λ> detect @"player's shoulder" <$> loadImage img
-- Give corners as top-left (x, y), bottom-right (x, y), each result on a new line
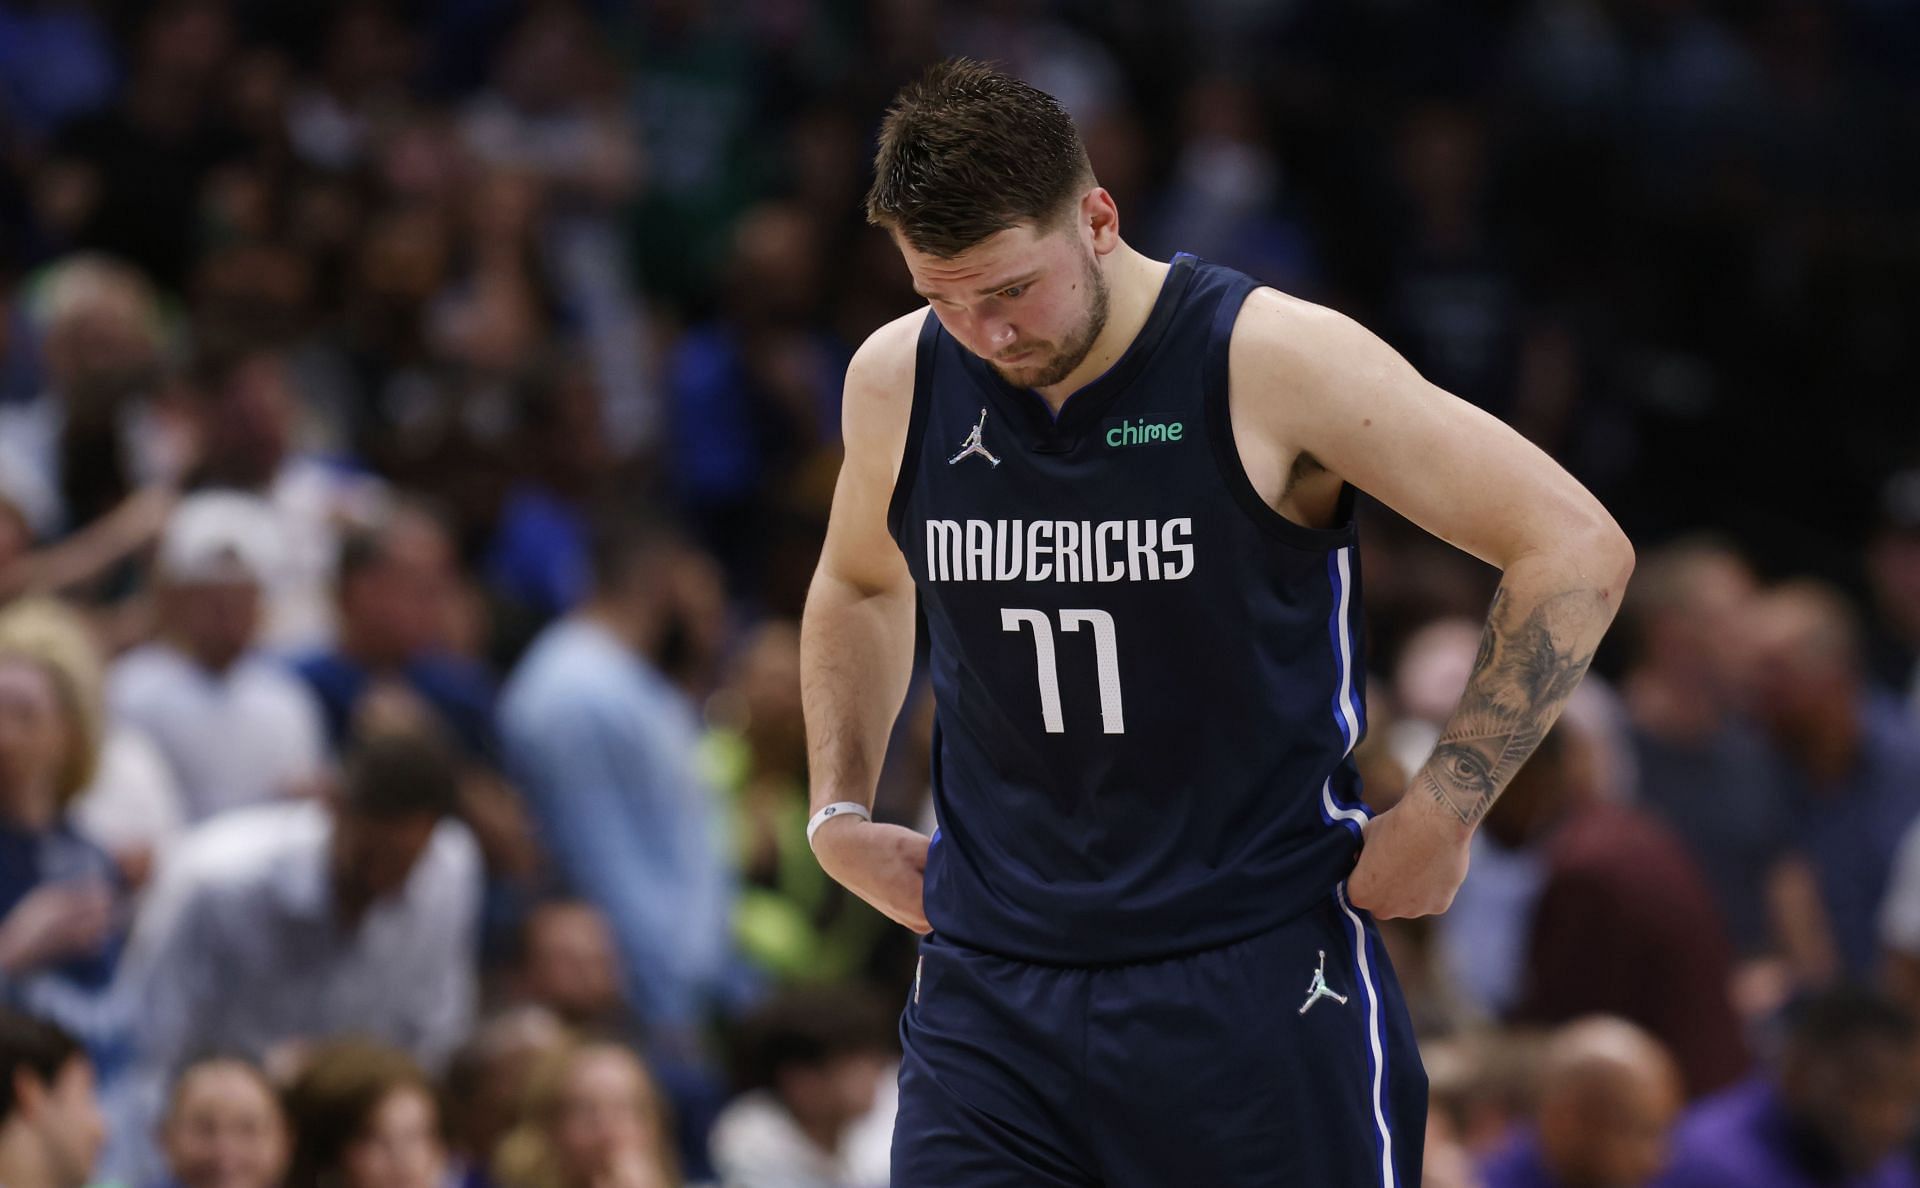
top-left (847, 306), bottom-right (931, 396)
top-left (1226, 285), bottom-right (1405, 416)
top-left (1229, 285), bottom-right (1374, 368)
top-left (841, 307), bottom-right (932, 454)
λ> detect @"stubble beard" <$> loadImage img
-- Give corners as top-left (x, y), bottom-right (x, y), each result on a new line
top-left (990, 250), bottom-right (1111, 390)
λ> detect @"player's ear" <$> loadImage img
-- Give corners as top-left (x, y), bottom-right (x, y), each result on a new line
top-left (1083, 187), bottom-right (1120, 254)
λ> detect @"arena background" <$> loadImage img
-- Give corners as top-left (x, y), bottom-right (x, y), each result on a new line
top-left (3, 2), bottom-right (1920, 1187)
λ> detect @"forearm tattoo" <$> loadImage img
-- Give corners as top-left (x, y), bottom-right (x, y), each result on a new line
top-left (1420, 587), bottom-right (1603, 827)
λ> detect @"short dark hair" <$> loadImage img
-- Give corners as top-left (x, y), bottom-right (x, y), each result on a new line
top-left (502, 897), bottom-right (603, 969)
top-left (188, 336), bottom-right (281, 401)
top-left (866, 58), bottom-right (1094, 258)
top-left (586, 507), bottom-right (680, 597)
top-left (728, 986), bottom-right (897, 1094)
top-left (341, 728), bottom-right (462, 820)
top-left (1784, 986), bottom-right (1915, 1056)
top-left (336, 501), bottom-right (451, 592)
top-left (0, 1009), bottom-right (83, 1126)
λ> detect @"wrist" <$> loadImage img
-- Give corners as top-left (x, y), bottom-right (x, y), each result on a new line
top-left (1405, 770), bottom-right (1478, 844)
top-left (807, 801), bottom-right (873, 868)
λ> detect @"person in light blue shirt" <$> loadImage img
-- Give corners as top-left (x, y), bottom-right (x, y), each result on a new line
top-left (1748, 582), bottom-right (1920, 978)
top-left (500, 515), bottom-right (734, 1036)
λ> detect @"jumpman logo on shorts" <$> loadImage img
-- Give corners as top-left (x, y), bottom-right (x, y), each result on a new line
top-left (948, 408), bottom-right (1002, 468)
top-left (1297, 950), bottom-right (1349, 1015)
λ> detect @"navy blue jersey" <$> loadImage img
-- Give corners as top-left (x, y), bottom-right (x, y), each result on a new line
top-left (887, 253), bottom-right (1374, 966)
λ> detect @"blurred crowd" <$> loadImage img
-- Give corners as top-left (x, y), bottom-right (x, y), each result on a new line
top-left (1, 0), bottom-right (1919, 1186)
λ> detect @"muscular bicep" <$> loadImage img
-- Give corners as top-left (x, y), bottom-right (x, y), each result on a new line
top-left (1231, 289), bottom-right (1624, 571)
top-left (815, 312), bottom-right (924, 598)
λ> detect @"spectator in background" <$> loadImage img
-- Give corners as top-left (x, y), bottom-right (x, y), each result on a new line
top-left (188, 345), bottom-right (387, 652)
top-left (1747, 581), bottom-right (1920, 980)
top-left (1379, 101), bottom-right (1527, 428)
top-left (284, 1041), bottom-right (447, 1188)
top-left (443, 1008), bottom-right (568, 1188)
top-left (35, 0), bottom-right (242, 291)
top-left (484, 360), bottom-right (616, 636)
top-left (1427, 1030), bottom-right (1549, 1163)
top-left (0, 255), bottom-right (180, 543)
top-left (666, 201), bottom-right (845, 590)
top-left (1480, 1017), bottom-right (1683, 1188)
top-left (109, 491), bottom-right (327, 823)
top-left (494, 1040), bottom-right (681, 1188)
top-left (1654, 989), bottom-right (1920, 1187)
top-left (116, 728), bottom-right (479, 1178)
top-left (513, 901), bottom-right (626, 1033)
top-left (1877, 811), bottom-right (1920, 1018)
top-left (708, 987), bottom-right (896, 1188)
top-left (1867, 469), bottom-right (1920, 711)
top-left (0, 636), bottom-right (122, 998)
top-left (1426, 1110), bottom-right (1487, 1188)
top-left (1496, 721), bottom-right (1748, 1097)
top-left (1386, 616), bottom-right (1484, 780)
top-left (0, 1009), bottom-right (105, 1188)
top-left (455, 0), bottom-right (653, 458)
top-left (294, 503), bottom-right (493, 757)
top-left (0, 495), bottom-right (30, 579)
top-left (1619, 540), bottom-right (1802, 1001)
top-left (290, 500), bottom-right (540, 931)
top-left (500, 515), bottom-right (733, 1038)
top-left (706, 621), bottom-right (884, 988)
top-left (282, 2), bottom-right (413, 175)
top-left (1146, 76), bottom-right (1315, 294)
top-left (0, 598), bottom-right (181, 890)
top-left (160, 1057), bottom-right (290, 1188)
top-left (506, 901), bottom-right (727, 1185)
top-left (0, 0), bottom-right (117, 151)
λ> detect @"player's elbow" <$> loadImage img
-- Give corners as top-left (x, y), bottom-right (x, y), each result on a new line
top-left (1573, 519), bottom-right (1635, 607)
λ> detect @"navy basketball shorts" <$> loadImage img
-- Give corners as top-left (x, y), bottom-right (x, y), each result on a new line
top-left (890, 886), bottom-right (1427, 1187)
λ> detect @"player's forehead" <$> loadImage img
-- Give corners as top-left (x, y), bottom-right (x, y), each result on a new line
top-left (899, 224), bottom-right (1060, 297)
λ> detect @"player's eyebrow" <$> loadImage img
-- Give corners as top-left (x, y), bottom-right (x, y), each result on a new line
top-left (915, 271), bottom-right (1042, 300)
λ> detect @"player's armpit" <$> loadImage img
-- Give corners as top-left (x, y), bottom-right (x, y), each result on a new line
top-left (1226, 286), bottom-right (1631, 579)
top-left (1229, 289), bottom-right (1633, 844)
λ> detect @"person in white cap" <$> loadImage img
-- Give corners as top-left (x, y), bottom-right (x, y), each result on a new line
top-left (106, 491), bottom-right (328, 824)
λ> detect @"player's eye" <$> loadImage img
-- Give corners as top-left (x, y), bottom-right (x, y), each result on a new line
top-left (1000, 285), bottom-right (1026, 299)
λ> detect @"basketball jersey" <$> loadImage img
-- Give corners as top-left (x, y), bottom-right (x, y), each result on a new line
top-left (887, 253), bottom-right (1372, 965)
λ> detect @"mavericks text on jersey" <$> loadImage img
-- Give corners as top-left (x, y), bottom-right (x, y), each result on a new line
top-left (887, 253), bottom-right (1378, 965)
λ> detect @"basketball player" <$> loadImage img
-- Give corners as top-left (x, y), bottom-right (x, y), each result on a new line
top-left (800, 59), bottom-right (1634, 1187)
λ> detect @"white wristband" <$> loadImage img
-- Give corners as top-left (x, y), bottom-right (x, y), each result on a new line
top-left (807, 801), bottom-right (872, 848)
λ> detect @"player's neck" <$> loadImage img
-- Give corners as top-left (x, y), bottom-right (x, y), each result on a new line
top-left (1031, 245), bottom-right (1169, 415)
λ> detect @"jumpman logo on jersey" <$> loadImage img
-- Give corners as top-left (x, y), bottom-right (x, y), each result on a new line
top-left (947, 408), bottom-right (1002, 468)
top-left (1297, 950), bottom-right (1349, 1014)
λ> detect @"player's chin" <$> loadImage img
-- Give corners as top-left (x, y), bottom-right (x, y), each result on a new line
top-left (991, 354), bottom-right (1057, 386)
